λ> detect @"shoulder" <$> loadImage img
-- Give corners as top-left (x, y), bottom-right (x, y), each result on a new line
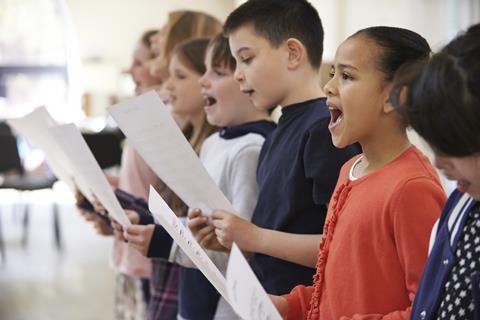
top-left (228, 133), bottom-right (265, 158)
top-left (372, 147), bottom-right (446, 209)
top-left (202, 132), bottom-right (220, 146)
top-left (437, 190), bottom-right (471, 229)
top-left (303, 98), bottom-right (331, 131)
top-left (199, 132), bottom-right (220, 154)
top-left (389, 146), bottom-right (441, 184)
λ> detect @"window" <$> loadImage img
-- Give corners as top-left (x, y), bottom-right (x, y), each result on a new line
top-left (0, 0), bottom-right (82, 122)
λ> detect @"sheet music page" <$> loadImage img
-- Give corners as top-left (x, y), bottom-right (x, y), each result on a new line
top-left (7, 107), bottom-right (91, 198)
top-left (48, 124), bottom-right (130, 226)
top-left (226, 243), bottom-right (282, 320)
top-left (108, 91), bottom-right (235, 216)
top-left (148, 186), bottom-right (230, 302)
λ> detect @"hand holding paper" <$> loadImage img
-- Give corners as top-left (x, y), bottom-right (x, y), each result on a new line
top-left (150, 187), bottom-right (282, 320)
top-left (48, 124), bottom-right (130, 227)
top-left (148, 186), bottom-right (229, 302)
top-left (109, 91), bottom-right (235, 216)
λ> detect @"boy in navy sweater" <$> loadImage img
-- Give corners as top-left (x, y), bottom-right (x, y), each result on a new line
top-left (189, 0), bottom-right (360, 295)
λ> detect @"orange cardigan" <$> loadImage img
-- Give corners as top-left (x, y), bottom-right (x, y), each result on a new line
top-left (284, 146), bottom-right (446, 320)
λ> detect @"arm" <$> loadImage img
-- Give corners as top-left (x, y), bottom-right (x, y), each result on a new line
top-left (270, 294), bottom-right (289, 319)
top-left (190, 143), bottom-right (321, 267)
top-left (173, 144), bottom-right (262, 270)
top-left (211, 210), bottom-right (321, 268)
top-left (282, 285), bottom-right (314, 319)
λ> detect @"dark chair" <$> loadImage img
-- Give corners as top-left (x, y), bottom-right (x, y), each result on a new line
top-left (82, 130), bottom-right (123, 169)
top-left (0, 122), bottom-right (61, 266)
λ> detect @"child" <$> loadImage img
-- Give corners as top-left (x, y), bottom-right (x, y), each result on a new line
top-left (273, 26), bottom-right (447, 319)
top-left (77, 29), bottom-right (159, 320)
top-left (174, 33), bottom-right (275, 319)
top-left (123, 38), bottom-right (221, 320)
top-left (189, 0), bottom-right (360, 296)
top-left (392, 24), bottom-right (480, 320)
top-left (144, 12), bottom-right (222, 320)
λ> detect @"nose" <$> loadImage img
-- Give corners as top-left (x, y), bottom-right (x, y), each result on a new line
top-left (234, 65), bottom-right (244, 83)
top-left (128, 64), bottom-right (135, 77)
top-left (198, 72), bottom-right (209, 88)
top-left (434, 154), bottom-right (453, 172)
top-left (323, 77), bottom-right (336, 97)
top-left (164, 77), bottom-right (173, 92)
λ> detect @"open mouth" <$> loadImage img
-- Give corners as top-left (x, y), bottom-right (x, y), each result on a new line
top-left (328, 106), bottom-right (344, 131)
top-left (204, 96), bottom-right (217, 107)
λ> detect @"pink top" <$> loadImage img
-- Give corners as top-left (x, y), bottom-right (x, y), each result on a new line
top-left (111, 144), bottom-right (158, 278)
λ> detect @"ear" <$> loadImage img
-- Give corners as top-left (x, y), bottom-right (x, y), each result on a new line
top-left (285, 38), bottom-right (305, 70)
top-left (382, 84), bottom-right (395, 114)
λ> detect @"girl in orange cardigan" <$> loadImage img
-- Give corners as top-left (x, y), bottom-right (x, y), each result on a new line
top-left (273, 26), bottom-right (447, 319)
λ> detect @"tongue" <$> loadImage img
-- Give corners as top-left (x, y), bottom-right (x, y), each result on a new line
top-left (335, 113), bottom-right (343, 125)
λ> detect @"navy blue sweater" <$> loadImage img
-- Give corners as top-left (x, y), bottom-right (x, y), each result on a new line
top-left (147, 120), bottom-right (276, 320)
top-left (411, 190), bottom-right (480, 320)
top-left (250, 97), bottom-right (361, 295)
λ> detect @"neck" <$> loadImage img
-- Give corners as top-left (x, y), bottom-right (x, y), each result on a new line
top-left (280, 69), bottom-right (324, 107)
top-left (358, 124), bottom-right (411, 177)
top-left (228, 112), bottom-right (271, 127)
top-left (189, 111), bottom-right (206, 141)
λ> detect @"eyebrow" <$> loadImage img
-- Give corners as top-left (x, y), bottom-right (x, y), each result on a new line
top-left (337, 63), bottom-right (359, 71)
top-left (235, 47), bottom-right (250, 55)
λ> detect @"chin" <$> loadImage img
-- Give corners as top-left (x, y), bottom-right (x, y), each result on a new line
top-left (206, 115), bottom-right (220, 127)
top-left (331, 137), bottom-right (346, 149)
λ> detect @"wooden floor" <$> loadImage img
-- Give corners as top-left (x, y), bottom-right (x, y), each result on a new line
top-left (0, 188), bottom-right (115, 320)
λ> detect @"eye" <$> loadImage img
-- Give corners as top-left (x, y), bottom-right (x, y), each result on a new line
top-left (342, 72), bottom-right (353, 80)
top-left (213, 68), bottom-right (225, 77)
top-left (175, 72), bottom-right (186, 80)
top-left (240, 55), bottom-right (252, 65)
top-left (329, 67), bottom-right (335, 78)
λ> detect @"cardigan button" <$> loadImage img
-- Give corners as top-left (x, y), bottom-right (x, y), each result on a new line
top-left (443, 259), bottom-right (449, 265)
top-left (420, 310), bottom-right (427, 319)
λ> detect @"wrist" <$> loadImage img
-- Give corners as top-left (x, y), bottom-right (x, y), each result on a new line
top-left (247, 224), bottom-right (263, 253)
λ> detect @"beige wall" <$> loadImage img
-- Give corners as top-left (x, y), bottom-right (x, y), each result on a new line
top-left (68, 0), bottom-right (479, 116)
top-left (311, 0), bottom-right (479, 62)
top-left (65, 0), bottom-right (235, 115)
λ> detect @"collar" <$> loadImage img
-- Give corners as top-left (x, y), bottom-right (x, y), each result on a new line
top-left (219, 120), bottom-right (276, 140)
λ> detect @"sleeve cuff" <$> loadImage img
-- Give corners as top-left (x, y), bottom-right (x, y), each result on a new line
top-left (283, 292), bottom-right (301, 320)
top-left (137, 211), bottom-right (155, 225)
top-left (147, 224), bottom-right (173, 259)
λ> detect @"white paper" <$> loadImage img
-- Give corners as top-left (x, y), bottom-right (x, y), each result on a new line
top-left (108, 91), bottom-right (235, 216)
top-left (226, 244), bottom-right (282, 320)
top-left (48, 124), bottom-right (130, 226)
top-left (148, 186), bottom-right (229, 301)
top-left (7, 107), bottom-right (91, 199)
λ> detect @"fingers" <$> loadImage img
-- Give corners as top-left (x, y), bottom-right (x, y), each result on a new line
top-left (198, 232), bottom-right (215, 247)
top-left (124, 224), bottom-right (154, 256)
top-left (188, 208), bottom-right (203, 219)
top-left (214, 227), bottom-right (224, 239)
top-left (194, 225), bottom-right (215, 242)
top-left (125, 210), bottom-right (140, 225)
top-left (187, 215), bottom-right (209, 231)
top-left (125, 224), bottom-right (145, 236)
top-left (211, 210), bottom-right (230, 220)
top-left (111, 219), bottom-right (124, 236)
